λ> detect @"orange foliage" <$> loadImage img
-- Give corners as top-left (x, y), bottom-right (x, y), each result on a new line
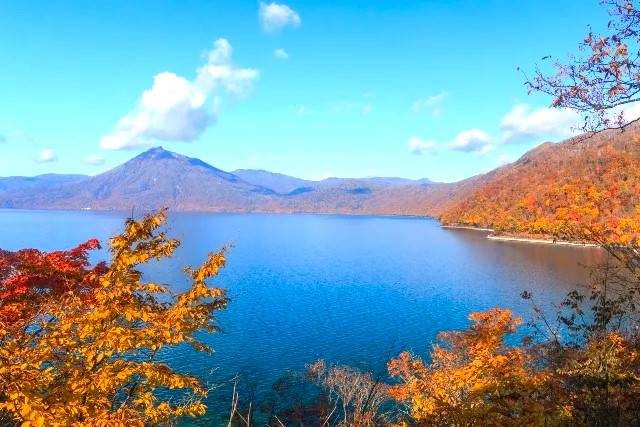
top-left (441, 129), bottom-right (640, 245)
top-left (0, 210), bottom-right (229, 425)
top-left (388, 309), bottom-right (550, 426)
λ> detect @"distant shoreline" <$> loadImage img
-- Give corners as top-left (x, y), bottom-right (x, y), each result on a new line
top-left (0, 207), bottom-right (437, 221)
top-left (441, 224), bottom-right (598, 248)
top-left (0, 208), bottom-right (602, 248)
top-left (487, 235), bottom-right (598, 248)
top-left (441, 225), bottom-right (493, 232)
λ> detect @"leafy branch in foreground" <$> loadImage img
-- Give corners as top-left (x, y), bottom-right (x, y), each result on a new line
top-left (526, 0), bottom-right (640, 133)
top-left (0, 209), bottom-right (229, 425)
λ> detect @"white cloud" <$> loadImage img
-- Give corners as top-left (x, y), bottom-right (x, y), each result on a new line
top-left (608, 101), bottom-right (640, 124)
top-left (412, 92), bottom-right (448, 116)
top-left (500, 104), bottom-right (578, 142)
top-left (86, 154), bottom-right (105, 165)
top-left (449, 129), bottom-right (494, 153)
top-left (408, 129), bottom-right (492, 156)
top-left (101, 39), bottom-right (258, 150)
top-left (273, 48), bottom-right (289, 59)
top-left (408, 136), bottom-right (438, 155)
top-left (195, 39), bottom-right (258, 97)
top-left (623, 102), bottom-right (640, 121)
top-left (37, 148), bottom-right (57, 163)
top-left (259, 2), bottom-right (301, 33)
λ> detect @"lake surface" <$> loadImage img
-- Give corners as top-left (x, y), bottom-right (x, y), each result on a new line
top-left (0, 210), bottom-right (604, 424)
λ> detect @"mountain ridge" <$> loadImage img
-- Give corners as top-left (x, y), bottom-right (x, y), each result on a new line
top-left (440, 124), bottom-right (640, 238)
top-left (0, 148), bottom-right (442, 214)
top-left (3, 126), bottom-right (638, 224)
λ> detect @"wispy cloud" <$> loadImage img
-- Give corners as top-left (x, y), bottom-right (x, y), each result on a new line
top-left (37, 148), bottom-right (57, 163)
top-left (449, 129), bottom-right (493, 153)
top-left (259, 2), bottom-right (301, 33)
top-left (0, 134), bottom-right (6, 144)
top-left (408, 136), bottom-right (438, 155)
top-left (408, 103), bottom-right (584, 159)
top-left (408, 129), bottom-right (493, 156)
top-left (500, 104), bottom-right (578, 142)
top-left (412, 92), bottom-right (448, 117)
top-left (85, 154), bottom-right (105, 165)
top-left (273, 48), bottom-right (289, 59)
top-left (603, 101), bottom-right (640, 125)
top-left (101, 39), bottom-right (258, 150)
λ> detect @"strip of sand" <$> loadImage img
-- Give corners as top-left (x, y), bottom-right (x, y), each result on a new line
top-left (442, 224), bottom-right (598, 248)
top-left (441, 225), bottom-right (493, 232)
top-left (487, 235), bottom-right (598, 248)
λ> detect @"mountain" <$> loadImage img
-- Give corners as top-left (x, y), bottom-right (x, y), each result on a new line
top-left (0, 147), bottom-right (277, 211)
top-left (0, 174), bottom-right (88, 193)
top-left (318, 177), bottom-right (433, 187)
top-left (231, 169), bottom-right (314, 194)
top-left (258, 178), bottom-right (456, 216)
top-left (439, 124), bottom-right (640, 238)
top-left (0, 147), bottom-right (443, 214)
top-left (8, 125), bottom-right (633, 225)
top-left (232, 169), bottom-right (434, 195)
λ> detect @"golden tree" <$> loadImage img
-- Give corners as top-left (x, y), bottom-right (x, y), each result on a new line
top-left (0, 210), bottom-right (229, 425)
top-left (388, 309), bottom-right (552, 426)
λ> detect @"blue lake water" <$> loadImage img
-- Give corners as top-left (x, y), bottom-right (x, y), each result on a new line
top-left (0, 210), bottom-right (603, 424)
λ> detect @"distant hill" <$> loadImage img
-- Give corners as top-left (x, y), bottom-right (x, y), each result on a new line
top-left (0, 174), bottom-right (88, 193)
top-left (233, 169), bottom-right (434, 195)
top-left (231, 169), bottom-right (313, 194)
top-left (0, 147), bottom-right (443, 215)
top-left (6, 127), bottom-right (632, 227)
top-left (440, 124), bottom-right (640, 238)
top-left (0, 148), bottom-right (276, 211)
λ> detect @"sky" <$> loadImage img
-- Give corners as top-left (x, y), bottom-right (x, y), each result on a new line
top-left (0, 0), bottom-right (609, 182)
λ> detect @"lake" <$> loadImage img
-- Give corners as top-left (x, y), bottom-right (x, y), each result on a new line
top-left (0, 210), bottom-right (604, 424)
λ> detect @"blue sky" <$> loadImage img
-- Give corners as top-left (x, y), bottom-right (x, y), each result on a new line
top-left (0, 0), bottom-right (606, 182)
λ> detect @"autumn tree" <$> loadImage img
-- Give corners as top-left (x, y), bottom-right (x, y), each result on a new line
top-left (307, 359), bottom-right (390, 426)
top-left (527, 0), bottom-right (640, 133)
top-left (0, 239), bottom-right (106, 328)
top-left (520, 257), bottom-right (640, 425)
top-left (228, 359), bottom-right (391, 427)
top-left (0, 209), bottom-right (229, 425)
top-left (410, 2), bottom-right (640, 425)
top-left (388, 309), bottom-right (553, 426)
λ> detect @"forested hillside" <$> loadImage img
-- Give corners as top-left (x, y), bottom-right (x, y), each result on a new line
top-left (440, 125), bottom-right (640, 243)
top-left (3, 128), bottom-right (640, 243)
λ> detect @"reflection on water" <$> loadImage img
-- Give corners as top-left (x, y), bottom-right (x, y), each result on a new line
top-left (0, 210), bottom-right (604, 422)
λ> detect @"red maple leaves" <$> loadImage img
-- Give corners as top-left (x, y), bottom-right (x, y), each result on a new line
top-left (0, 239), bottom-right (107, 325)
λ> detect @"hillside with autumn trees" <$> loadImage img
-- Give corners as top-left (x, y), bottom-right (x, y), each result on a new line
top-left (6, 0), bottom-right (640, 425)
top-left (439, 124), bottom-right (640, 244)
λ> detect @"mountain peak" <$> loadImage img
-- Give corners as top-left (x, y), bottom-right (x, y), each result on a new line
top-left (135, 146), bottom-right (178, 161)
top-left (125, 146), bottom-right (229, 176)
